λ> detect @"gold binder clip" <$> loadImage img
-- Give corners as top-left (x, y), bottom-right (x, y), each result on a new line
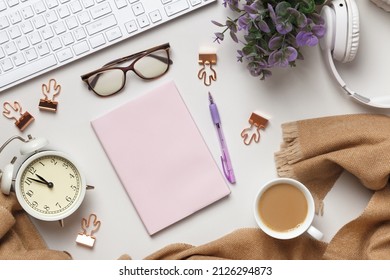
top-left (39, 78), bottom-right (61, 112)
top-left (241, 112), bottom-right (269, 145)
top-left (198, 53), bottom-right (217, 86)
top-left (2, 101), bottom-right (35, 131)
top-left (76, 214), bottom-right (101, 248)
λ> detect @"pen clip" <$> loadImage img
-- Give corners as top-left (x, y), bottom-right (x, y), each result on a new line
top-left (220, 154), bottom-right (235, 184)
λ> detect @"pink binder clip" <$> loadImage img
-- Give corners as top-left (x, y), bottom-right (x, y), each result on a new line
top-left (2, 101), bottom-right (35, 131)
top-left (241, 112), bottom-right (268, 145)
top-left (76, 213), bottom-right (101, 248)
top-left (39, 78), bottom-right (61, 112)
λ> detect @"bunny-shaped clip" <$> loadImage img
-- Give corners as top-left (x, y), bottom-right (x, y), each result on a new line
top-left (76, 214), bottom-right (101, 248)
top-left (241, 112), bottom-right (269, 145)
top-left (198, 53), bottom-right (217, 86)
top-left (39, 79), bottom-right (61, 112)
top-left (2, 101), bottom-right (35, 131)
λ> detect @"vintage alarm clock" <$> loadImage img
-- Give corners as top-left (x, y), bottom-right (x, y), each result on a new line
top-left (0, 135), bottom-right (92, 227)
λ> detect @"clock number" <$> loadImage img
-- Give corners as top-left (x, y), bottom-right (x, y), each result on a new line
top-left (70, 185), bottom-right (77, 191)
top-left (63, 162), bottom-right (69, 169)
top-left (65, 196), bottom-right (72, 202)
top-left (69, 173), bottom-right (75, 179)
top-left (56, 202), bottom-right (62, 208)
top-left (26, 190), bottom-right (34, 197)
top-left (44, 205), bottom-right (50, 212)
top-left (24, 177), bottom-right (32, 186)
top-left (28, 166), bottom-right (37, 175)
top-left (39, 161), bottom-right (45, 166)
top-left (51, 158), bottom-right (58, 165)
top-left (31, 201), bottom-right (38, 208)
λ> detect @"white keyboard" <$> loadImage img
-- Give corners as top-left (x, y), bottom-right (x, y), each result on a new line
top-left (0, 0), bottom-right (216, 92)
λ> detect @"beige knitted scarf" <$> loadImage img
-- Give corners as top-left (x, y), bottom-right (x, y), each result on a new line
top-left (143, 114), bottom-right (390, 260)
top-left (2, 114), bottom-right (390, 259)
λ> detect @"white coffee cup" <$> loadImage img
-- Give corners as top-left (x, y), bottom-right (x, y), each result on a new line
top-left (254, 178), bottom-right (323, 240)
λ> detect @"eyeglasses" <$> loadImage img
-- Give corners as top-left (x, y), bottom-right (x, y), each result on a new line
top-left (81, 43), bottom-right (172, 97)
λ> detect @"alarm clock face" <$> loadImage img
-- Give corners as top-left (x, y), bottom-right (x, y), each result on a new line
top-left (14, 151), bottom-right (86, 221)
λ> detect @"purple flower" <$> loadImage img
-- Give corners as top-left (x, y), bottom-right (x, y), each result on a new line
top-left (268, 47), bottom-right (298, 68)
top-left (296, 31), bottom-right (318, 47)
top-left (276, 21), bottom-right (292, 34)
top-left (238, 15), bottom-right (250, 31)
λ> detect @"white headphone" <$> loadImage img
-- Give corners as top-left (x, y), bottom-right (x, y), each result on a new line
top-left (320, 0), bottom-right (390, 108)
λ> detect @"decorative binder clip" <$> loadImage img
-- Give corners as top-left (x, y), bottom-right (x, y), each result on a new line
top-left (76, 214), bottom-right (101, 248)
top-left (2, 101), bottom-right (35, 131)
top-left (241, 112), bottom-right (269, 145)
top-left (39, 78), bottom-right (61, 112)
top-left (198, 53), bottom-right (217, 86)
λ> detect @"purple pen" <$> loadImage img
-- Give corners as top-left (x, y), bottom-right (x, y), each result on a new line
top-left (208, 92), bottom-right (236, 184)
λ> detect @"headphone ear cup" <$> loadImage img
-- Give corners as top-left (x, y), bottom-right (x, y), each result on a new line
top-left (320, 5), bottom-right (336, 52)
top-left (20, 137), bottom-right (48, 155)
top-left (0, 163), bottom-right (14, 195)
top-left (345, 0), bottom-right (360, 62)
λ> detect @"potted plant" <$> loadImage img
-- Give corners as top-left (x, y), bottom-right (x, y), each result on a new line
top-left (213, 0), bottom-right (327, 79)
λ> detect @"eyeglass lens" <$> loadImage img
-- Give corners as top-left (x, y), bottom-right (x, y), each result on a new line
top-left (87, 49), bottom-right (170, 96)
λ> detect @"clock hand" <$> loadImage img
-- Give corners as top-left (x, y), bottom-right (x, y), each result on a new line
top-left (27, 175), bottom-right (54, 188)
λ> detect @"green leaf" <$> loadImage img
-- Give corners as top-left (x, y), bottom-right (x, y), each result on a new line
top-left (299, 0), bottom-right (315, 14)
top-left (275, 1), bottom-right (291, 16)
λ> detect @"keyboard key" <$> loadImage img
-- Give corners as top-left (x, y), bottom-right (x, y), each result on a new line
top-left (65, 16), bottom-right (78, 29)
top-left (6, 0), bottom-right (18, 7)
top-left (21, 6), bottom-right (34, 19)
top-left (131, 3), bottom-right (144, 16)
top-left (114, 0), bottom-right (126, 9)
top-left (0, 54), bottom-right (57, 88)
top-left (164, 0), bottom-right (189, 17)
top-left (45, 10), bottom-right (59, 23)
top-left (137, 14), bottom-right (149, 28)
top-left (41, 26), bottom-right (54, 40)
top-left (69, 0), bottom-right (82, 13)
top-left (37, 42), bottom-right (50, 55)
top-left (0, 58), bottom-right (13, 71)
top-left (32, 15), bottom-right (46, 29)
top-left (53, 21), bottom-right (66, 34)
top-left (56, 47), bottom-right (73, 62)
top-left (45, 0), bottom-right (59, 9)
top-left (189, 0), bottom-right (201, 6)
top-left (0, 16), bottom-right (10, 30)
top-left (61, 32), bottom-right (74, 45)
top-left (4, 41), bottom-right (17, 55)
top-left (15, 36), bottom-right (29, 50)
top-left (20, 21), bottom-right (34, 34)
top-left (11, 52), bottom-right (25, 66)
top-left (0, 0), bottom-right (6, 11)
top-left (149, 10), bottom-right (162, 23)
top-left (8, 25), bottom-right (21, 39)
top-left (77, 11), bottom-right (91, 24)
top-left (81, 0), bottom-right (94, 8)
top-left (28, 31), bottom-right (42, 45)
top-left (33, 0), bottom-right (47, 14)
top-left (0, 30), bottom-right (9, 44)
top-left (90, 2), bottom-right (112, 19)
top-left (72, 40), bottom-right (89, 55)
top-left (86, 14), bottom-right (116, 35)
top-left (0, 47), bottom-right (4, 59)
top-left (89, 33), bottom-right (105, 48)
top-left (49, 37), bottom-right (62, 50)
top-left (9, 11), bottom-right (22, 24)
top-left (58, 5), bottom-right (70, 18)
top-left (25, 48), bottom-right (38, 61)
top-left (105, 26), bottom-right (122, 41)
top-left (124, 20), bottom-right (137, 34)
top-left (73, 27), bottom-right (86, 40)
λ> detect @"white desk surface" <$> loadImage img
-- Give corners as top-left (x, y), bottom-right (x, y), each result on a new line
top-left (1, 1), bottom-right (389, 260)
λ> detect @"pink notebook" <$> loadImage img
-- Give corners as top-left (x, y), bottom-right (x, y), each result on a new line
top-left (91, 81), bottom-right (230, 235)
